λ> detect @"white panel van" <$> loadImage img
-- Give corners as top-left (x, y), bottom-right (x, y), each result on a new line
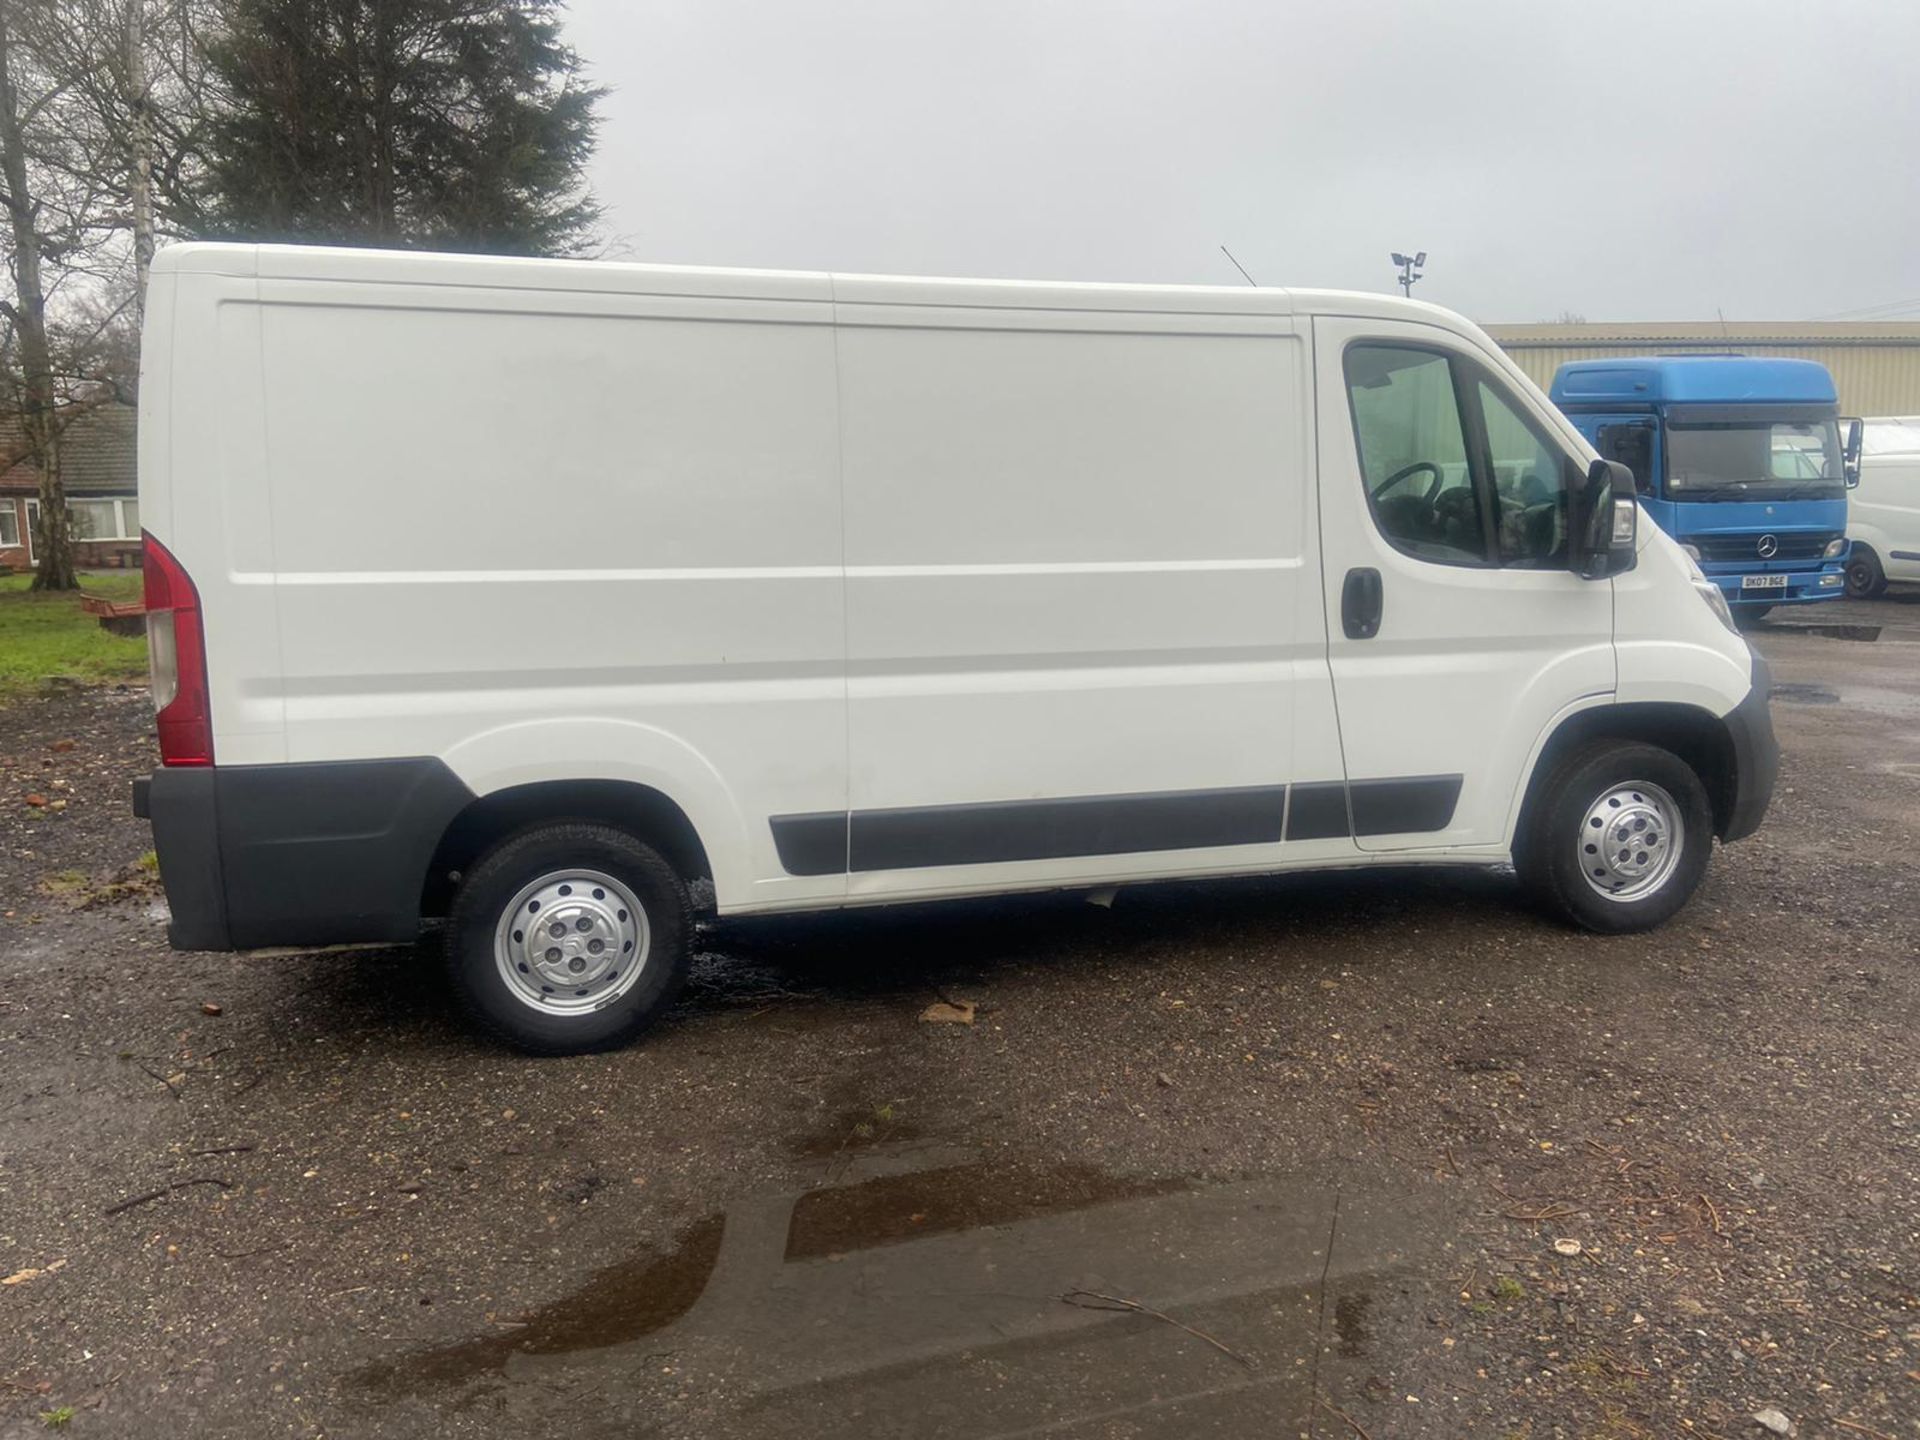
top-left (1844, 417), bottom-right (1920, 596)
top-left (132, 244), bottom-right (1777, 1053)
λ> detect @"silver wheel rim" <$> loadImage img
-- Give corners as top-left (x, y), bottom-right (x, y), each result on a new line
top-left (1576, 781), bottom-right (1685, 902)
top-left (493, 869), bottom-right (650, 1015)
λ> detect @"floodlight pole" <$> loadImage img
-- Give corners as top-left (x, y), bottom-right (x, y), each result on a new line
top-left (1390, 250), bottom-right (1427, 297)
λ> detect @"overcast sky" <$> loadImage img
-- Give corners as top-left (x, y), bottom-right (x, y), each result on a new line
top-left (564, 1), bottom-right (1919, 325)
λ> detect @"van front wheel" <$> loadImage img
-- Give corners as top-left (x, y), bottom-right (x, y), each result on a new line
top-left (1519, 742), bottom-right (1713, 934)
top-left (1845, 544), bottom-right (1886, 600)
top-left (446, 823), bottom-right (691, 1054)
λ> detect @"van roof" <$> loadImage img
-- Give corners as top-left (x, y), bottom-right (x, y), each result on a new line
top-left (1548, 355), bottom-right (1838, 407)
top-left (150, 242), bottom-right (1474, 329)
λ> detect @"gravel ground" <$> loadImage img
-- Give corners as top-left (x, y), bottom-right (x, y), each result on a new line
top-left (1, 597), bottom-right (1916, 1439)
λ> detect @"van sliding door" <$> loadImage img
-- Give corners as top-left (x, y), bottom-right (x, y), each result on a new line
top-left (812, 285), bottom-right (1350, 897)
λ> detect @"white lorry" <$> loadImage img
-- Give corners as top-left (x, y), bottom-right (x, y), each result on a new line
top-left (132, 244), bottom-right (1777, 1053)
top-left (1844, 416), bottom-right (1920, 597)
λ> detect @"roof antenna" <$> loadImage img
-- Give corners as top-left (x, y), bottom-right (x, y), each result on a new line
top-left (1219, 245), bottom-right (1258, 287)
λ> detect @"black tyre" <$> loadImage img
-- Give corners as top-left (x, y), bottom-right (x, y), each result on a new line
top-left (1844, 544), bottom-right (1887, 600)
top-left (1733, 605), bottom-right (1771, 628)
top-left (1518, 741), bottom-right (1714, 934)
top-left (446, 822), bottom-right (691, 1054)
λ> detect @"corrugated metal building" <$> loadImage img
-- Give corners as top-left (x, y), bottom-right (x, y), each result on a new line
top-left (1484, 322), bottom-right (1920, 417)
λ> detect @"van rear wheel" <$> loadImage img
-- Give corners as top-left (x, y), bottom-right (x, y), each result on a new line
top-left (1519, 741), bottom-right (1713, 934)
top-left (446, 822), bottom-right (690, 1054)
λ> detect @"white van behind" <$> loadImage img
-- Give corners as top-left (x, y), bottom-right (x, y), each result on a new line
top-left (1844, 416), bottom-right (1920, 597)
top-left (132, 244), bottom-right (1777, 1053)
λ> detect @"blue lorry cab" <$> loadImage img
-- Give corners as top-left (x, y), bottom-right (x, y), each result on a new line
top-left (1549, 356), bottom-right (1855, 616)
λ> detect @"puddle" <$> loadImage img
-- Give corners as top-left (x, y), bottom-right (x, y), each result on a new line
top-left (1772, 623), bottom-right (1881, 642)
top-left (355, 1158), bottom-right (1184, 1398)
top-left (350, 1157), bottom-right (1453, 1434)
top-left (1833, 685), bottom-right (1920, 720)
top-left (784, 1161), bottom-right (1184, 1261)
top-left (1770, 683), bottom-right (1840, 705)
top-left (351, 1212), bottom-right (725, 1395)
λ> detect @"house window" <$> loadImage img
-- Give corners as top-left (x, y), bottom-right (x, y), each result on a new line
top-left (67, 497), bottom-right (139, 541)
top-left (71, 500), bottom-right (116, 540)
top-left (0, 503), bottom-right (18, 548)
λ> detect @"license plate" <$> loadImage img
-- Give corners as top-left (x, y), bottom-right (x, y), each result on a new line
top-left (1741, 574), bottom-right (1788, 591)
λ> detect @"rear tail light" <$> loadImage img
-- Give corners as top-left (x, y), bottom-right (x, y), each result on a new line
top-left (142, 532), bottom-right (213, 766)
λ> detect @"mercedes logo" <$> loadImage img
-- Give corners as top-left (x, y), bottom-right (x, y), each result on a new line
top-left (1757, 534), bottom-right (1779, 559)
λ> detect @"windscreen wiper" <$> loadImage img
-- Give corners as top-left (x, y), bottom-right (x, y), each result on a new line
top-left (1672, 481), bottom-right (1751, 501)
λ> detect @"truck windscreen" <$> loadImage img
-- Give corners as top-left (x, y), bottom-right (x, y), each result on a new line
top-left (1666, 418), bottom-right (1844, 500)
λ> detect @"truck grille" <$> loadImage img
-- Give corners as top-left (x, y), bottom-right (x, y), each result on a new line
top-left (1686, 532), bottom-right (1838, 563)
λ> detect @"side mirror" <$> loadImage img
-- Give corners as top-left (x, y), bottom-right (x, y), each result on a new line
top-left (1843, 416), bottom-right (1863, 488)
top-left (1569, 458), bottom-right (1638, 580)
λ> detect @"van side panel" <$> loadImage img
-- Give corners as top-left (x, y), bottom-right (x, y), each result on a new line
top-left (163, 266), bottom-right (289, 765)
top-left (249, 279), bottom-right (849, 911)
top-left (830, 297), bottom-right (1341, 902)
top-left (1850, 452), bottom-right (1920, 582)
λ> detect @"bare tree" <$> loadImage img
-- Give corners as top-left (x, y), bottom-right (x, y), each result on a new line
top-left (0, 2), bottom-right (78, 589)
top-left (0, 0), bottom-right (214, 588)
top-left (21, 0), bottom-right (219, 312)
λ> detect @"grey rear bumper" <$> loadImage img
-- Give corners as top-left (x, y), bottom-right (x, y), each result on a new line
top-left (135, 758), bottom-right (474, 951)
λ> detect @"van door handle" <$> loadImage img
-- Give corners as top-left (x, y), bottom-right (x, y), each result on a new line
top-left (1341, 567), bottom-right (1383, 640)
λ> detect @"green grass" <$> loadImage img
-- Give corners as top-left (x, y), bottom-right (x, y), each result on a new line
top-left (0, 571), bottom-right (149, 699)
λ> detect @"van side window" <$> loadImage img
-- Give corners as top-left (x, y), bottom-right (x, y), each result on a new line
top-left (1476, 379), bottom-right (1571, 568)
top-left (1343, 345), bottom-right (1486, 566)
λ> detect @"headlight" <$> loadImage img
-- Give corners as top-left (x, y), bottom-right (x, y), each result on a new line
top-left (1693, 577), bottom-right (1737, 631)
top-left (1824, 537), bottom-right (1847, 558)
top-left (1681, 542), bottom-right (1702, 562)
top-left (1679, 550), bottom-right (1738, 632)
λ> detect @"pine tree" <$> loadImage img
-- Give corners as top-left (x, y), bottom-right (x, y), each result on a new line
top-left (202, 0), bottom-right (602, 256)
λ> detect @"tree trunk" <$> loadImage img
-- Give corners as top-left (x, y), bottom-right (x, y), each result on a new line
top-left (0, 7), bottom-right (77, 591)
top-left (127, 0), bottom-right (156, 315)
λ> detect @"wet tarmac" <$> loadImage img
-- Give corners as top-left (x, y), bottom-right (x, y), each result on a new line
top-left (2, 592), bottom-right (1918, 1438)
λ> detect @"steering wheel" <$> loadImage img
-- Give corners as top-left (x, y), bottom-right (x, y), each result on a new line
top-left (1372, 460), bottom-right (1441, 500)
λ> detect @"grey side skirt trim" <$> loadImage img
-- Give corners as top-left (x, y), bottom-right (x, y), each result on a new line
top-left (851, 785), bottom-right (1290, 873)
top-left (1349, 774), bottom-right (1463, 836)
top-left (770, 812), bottom-right (849, 877)
top-left (770, 774), bottom-right (1463, 876)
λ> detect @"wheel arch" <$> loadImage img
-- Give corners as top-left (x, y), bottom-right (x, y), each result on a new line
top-left (422, 779), bottom-right (714, 918)
top-left (1515, 702), bottom-right (1740, 850)
top-left (1844, 540), bottom-right (1887, 597)
top-left (1844, 524), bottom-right (1888, 557)
top-left (430, 716), bottom-right (754, 913)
